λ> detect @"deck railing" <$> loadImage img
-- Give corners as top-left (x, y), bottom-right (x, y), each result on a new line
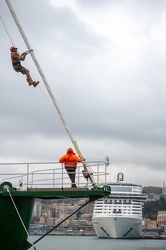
top-left (0, 159), bottom-right (109, 189)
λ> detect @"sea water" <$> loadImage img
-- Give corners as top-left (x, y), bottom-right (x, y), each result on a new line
top-left (28, 236), bottom-right (166, 250)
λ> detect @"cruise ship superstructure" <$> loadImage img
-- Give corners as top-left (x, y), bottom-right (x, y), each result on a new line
top-left (92, 173), bottom-right (147, 238)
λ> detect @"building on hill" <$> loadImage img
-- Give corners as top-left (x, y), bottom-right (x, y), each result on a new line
top-left (157, 211), bottom-right (166, 228)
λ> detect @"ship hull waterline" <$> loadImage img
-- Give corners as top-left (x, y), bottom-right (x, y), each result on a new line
top-left (92, 217), bottom-right (142, 238)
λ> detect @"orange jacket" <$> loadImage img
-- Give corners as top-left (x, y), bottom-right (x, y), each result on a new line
top-left (11, 52), bottom-right (25, 64)
top-left (59, 154), bottom-right (82, 169)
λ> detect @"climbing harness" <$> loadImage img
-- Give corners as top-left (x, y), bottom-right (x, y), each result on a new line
top-left (5, 0), bottom-right (96, 186)
top-left (12, 62), bottom-right (22, 72)
top-left (0, 3), bottom-right (110, 250)
top-left (3, 0), bottom-right (105, 187)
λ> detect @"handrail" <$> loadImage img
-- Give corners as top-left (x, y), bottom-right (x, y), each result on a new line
top-left (0, 160), bottom-right (109, 190)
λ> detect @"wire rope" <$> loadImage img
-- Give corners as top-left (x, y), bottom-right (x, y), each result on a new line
top-left (0, 12), bottom-right (15, 45)
top-left (4, 0), bottom-right (107, 186)
top-left (7, 187), bottom-right (37, 250)
top-left (0, 10), bottom-right (56, 115)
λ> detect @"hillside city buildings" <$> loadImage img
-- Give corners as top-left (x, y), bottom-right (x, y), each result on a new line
top-left (30, 186), bottom-right (166, 236)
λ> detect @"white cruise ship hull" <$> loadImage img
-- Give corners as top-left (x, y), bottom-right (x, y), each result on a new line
top-left (92, 217), bottom-right (142, 238)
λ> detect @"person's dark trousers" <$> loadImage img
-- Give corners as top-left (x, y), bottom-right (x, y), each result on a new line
top-left (65, 168), bottom-right (77, 188)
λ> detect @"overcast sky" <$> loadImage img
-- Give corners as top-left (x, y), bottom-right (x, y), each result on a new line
top-left (1, 0), bottom-right (166, 187)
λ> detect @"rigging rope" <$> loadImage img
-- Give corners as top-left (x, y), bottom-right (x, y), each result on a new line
top-left (0, 12), bottom-right (15, 45)
top-left (0, 12), bottom-right (36, 84)
top-left (1, 3), bottom-right (66, 124)
top-left (5, 0), bottom-right (103, 186)
top-left (0, 5), bottom-right (77, 151)
top-left (5, 0), bottom-right (83, 155)
top-left (7, 187), bottom-right (37, 250)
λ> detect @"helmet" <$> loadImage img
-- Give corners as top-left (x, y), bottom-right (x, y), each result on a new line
top-left (67, 148), bottom-right (74, 154)
top-left (10, 46), bottom-right (17, 52)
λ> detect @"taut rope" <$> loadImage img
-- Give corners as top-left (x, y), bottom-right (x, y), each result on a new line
top-left (7, 187), bottom-right (37, 250)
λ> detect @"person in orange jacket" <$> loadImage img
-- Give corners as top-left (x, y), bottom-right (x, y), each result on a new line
top-left (59, 148), bottom-right (83, 188)
top-left (10, 46), bottom-right (39, 87)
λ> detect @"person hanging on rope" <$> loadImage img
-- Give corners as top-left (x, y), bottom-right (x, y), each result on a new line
top-left (59, 148), bottom-right (84, 188)
top-left (10, 46), bottom-right (39, 87)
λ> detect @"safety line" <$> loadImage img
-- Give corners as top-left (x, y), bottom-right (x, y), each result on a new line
top-left (32, 199), bottom-right (90, 248)
top-left (0, 10), bottom-right (57, 118)
top-left (0, 12), bottom-right (15, 45)
top-left (7, 187), bottom-right (37, 250)
top-left (5, 0), bottom-right (82, 155)
top-left (1, 2), bottom-right (104, 186)
top-left (4, 0), bottom-right (107, 186)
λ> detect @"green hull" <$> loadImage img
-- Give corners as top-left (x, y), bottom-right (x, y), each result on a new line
top-left (0, 182), bottom-right (110, 250)
top-left (0, 195), bottom-right (34, 250)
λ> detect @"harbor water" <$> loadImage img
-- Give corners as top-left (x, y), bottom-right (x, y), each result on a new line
top-left (29, 236), bottom-right (166, 250)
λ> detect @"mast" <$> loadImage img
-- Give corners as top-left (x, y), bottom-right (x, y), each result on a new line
top-left (5, 0), bottom-right (96, 186)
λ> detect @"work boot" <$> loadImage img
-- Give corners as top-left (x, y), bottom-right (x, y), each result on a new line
top-left (71, 184), bottom-right (77, 188)
top-left (33, 81), bottom-right (39, 87)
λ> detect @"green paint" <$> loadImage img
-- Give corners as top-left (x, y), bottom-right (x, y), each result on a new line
top-left (0, 182), bottom-right (110, 250)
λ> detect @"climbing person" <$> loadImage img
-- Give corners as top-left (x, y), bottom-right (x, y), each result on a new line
top-left (59, 148), bottom-right (83, 188)
top-left (10, 46), bottom-right (39, 87)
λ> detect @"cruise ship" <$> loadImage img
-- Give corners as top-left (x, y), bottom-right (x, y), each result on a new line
top-left (92, 173), bottom-right (147, 238)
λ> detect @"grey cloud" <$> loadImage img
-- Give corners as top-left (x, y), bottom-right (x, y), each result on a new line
top-left (1, 0), bottom-right (166, 186)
